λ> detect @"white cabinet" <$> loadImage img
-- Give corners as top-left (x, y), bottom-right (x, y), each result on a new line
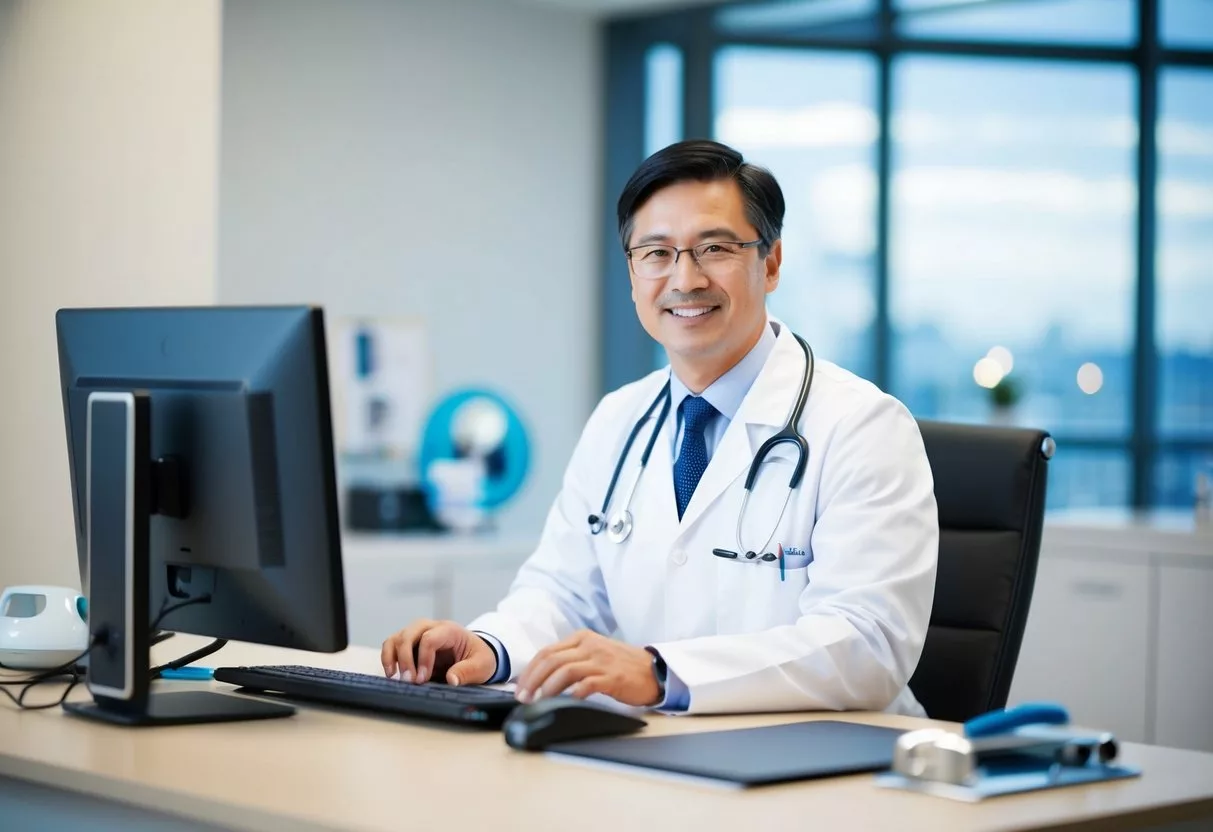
top-left (1008, 512), bottom-right (1213, 751)
top-left (337, 533), bottom-right (534, 648)
top-left (449, 565), bottom-right (519, 626)
top-left (1153, 563), bottom-right (1213, 752)
top-left (341, 555), bottom-right (439, 648)
top-left (1008, 557), bottom-right (1151, 742)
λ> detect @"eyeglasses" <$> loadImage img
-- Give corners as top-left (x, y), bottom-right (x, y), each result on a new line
top-left (625, 240), bottom-right (762, 280)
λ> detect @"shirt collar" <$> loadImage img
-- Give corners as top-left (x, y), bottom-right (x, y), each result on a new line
top-left (669, 319), bottom-right (777, 422)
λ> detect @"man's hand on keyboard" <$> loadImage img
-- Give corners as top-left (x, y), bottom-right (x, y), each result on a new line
top-left (381, 620), bottom-right (496, 686)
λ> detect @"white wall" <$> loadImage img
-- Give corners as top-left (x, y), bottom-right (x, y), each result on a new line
top-left (0, 0), bottom-right (221, 592)
top-left (218, 0), bottom-right (601, 537)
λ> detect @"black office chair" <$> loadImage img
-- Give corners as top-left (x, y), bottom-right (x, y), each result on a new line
top-left (908, 420), bottom-right (1054, 723)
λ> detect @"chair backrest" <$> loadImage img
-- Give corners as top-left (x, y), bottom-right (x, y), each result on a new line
top-left (908, 419), bottom-right (1053, 723)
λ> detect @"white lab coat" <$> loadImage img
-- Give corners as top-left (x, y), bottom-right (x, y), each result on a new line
top-left (468, 320), bottom-right (939, 716)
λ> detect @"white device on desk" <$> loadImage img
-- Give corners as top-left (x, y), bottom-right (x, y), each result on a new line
top-left (0, 585), bottom-right (89, 670)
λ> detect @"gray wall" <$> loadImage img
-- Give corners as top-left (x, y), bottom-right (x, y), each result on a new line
top-left (0, 0), bottom-right (221, 592)
top-left (217, 0), bottom-right (602, 536)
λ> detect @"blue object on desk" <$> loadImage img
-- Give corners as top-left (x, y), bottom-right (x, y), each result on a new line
top-left (964, 702), bottom-right (1070, 739)
top-left (159, 667), bottom-right (214, 681)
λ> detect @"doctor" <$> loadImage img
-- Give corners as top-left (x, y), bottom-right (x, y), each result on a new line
top-left (381, 140), bottom-right (939, 716)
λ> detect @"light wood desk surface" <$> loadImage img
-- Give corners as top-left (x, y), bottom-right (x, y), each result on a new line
top-left (2, 636), bottom-right (1212, 832)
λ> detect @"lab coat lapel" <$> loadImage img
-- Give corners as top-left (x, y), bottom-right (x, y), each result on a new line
top-left (676, 326), bottom-right (804, 532)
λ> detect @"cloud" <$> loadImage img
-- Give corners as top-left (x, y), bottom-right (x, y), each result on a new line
top-left (893, 112), bottom-right (1137, 151)
top-left (802, 164), bottom-right (876, 255)
top-left (1160, 180), bottom-right (1213, 217)
top-left (894, 166), bottom-right (1136, 214)
top-left (1159, 121), bottom-right (1213, 158)
top-left (716, 103), bottom-right (878, 149)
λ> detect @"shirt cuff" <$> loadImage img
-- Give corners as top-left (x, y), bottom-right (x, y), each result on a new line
top-left (474, 631), bottom-right (510, 684)
top-left (654, 653), bottom-right (690, 711)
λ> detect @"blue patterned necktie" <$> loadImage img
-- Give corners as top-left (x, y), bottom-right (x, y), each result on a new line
top-left (673, 396), bottom-right (717, 520)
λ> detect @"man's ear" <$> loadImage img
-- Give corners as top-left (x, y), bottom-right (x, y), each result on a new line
top-left (763, 239), bottom-right (782, 294)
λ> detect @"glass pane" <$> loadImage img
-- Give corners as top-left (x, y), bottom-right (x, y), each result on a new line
top-left (890, 57), bottom-right (1136, 437)
top-left (1046, 447), bottom-right (1131, 510)
top-left (1154, 448), bottom-right (1213, 509)
top-left (645, 44), bottom-right (682, 157)
top-left (1162, 0), bottom-right (1213, 49)
top-left (897, 0), bottom-right (1135, 45)
top-left (1157, 70), bottom-right (1213, 439)
top-left (716, 0), bottom-right (879, 40)
top-left (713, 47), bottom-right (878, 379)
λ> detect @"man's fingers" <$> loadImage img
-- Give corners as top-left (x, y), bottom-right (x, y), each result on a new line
top-left (382, 620), bottom-right (433, 680)
top-left (568, 674), bottom-right (609, 699)
top-left (381, 636), bottom-right (398, 677)
top-left (416, 625), bottom-right (460, 684)
top-left (446, 651), bottom-right (494, 686)
top-left (536, 660), bottom-right (597, 700)
top-left (516, 645), bottom-right (584, 701)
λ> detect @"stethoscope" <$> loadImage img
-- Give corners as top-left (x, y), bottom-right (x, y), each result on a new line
top-left (587, 333), bottom-right (815, 565)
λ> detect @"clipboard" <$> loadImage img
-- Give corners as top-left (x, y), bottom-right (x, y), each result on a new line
top-left (546, 720), bottom-right (905, 788)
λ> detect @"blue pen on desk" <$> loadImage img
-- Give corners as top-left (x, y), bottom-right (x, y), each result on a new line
top-left (160, 667), bottom-right (214, 681)
top-left (779, 544), bottom-right (785, 582)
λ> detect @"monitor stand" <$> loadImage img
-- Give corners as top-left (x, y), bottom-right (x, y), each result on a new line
top-left (62, 390), bottom-right (295, 727)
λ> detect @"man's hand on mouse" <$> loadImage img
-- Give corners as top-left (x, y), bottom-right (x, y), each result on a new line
top-left (380, 620), bottom-right (496, 686)
top-left (514, 629), bottom-right (660, 707)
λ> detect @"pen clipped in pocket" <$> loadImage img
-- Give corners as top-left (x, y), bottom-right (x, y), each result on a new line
top-left (765, 545), bottom-right (812, 569)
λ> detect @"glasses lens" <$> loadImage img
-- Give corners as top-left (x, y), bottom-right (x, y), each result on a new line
top-left (630, 245), bottom-right (674, 279)
top-left (694, 241), bottom-right (745, 264)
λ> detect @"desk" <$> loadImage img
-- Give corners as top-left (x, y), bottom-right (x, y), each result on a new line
top-left (2, 637), bottom-right (1213, 832)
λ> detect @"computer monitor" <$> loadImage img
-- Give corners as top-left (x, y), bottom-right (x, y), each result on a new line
top-left (55, 305), bottom-right (347, 726)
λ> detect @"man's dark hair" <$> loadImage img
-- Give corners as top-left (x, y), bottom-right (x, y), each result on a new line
top-left (616, 140), bottom-right (785, 255)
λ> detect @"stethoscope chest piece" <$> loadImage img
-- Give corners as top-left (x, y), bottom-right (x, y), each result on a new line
top-left (606, 510), bottom-right (634, 544)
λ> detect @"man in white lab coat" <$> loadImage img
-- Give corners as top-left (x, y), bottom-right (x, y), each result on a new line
top-left (382, 140), bottom-right (939, 716)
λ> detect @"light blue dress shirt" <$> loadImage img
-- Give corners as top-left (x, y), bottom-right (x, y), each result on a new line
top-left (477, 322), bottom-right (779, 711)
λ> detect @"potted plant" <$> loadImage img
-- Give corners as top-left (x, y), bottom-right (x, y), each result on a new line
top-left (988, 374), bottom-right (1022, 425)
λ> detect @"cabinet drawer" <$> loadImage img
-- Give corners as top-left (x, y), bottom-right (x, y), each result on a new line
top-left (342, 559), bottom-right (440, 648)
top-left (1008, 558), bottom-right (1150, 741)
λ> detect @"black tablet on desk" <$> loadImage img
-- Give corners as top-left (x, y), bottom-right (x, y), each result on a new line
top-left (546, 720), bottom-right (905, 788)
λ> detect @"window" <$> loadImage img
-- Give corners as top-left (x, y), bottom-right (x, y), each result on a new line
top-left (715, 0), bottom-right (879, 40)
top-left (714, 47), bottom-right (879, 379)
top-left (1157, 70), bottom-right (1213, 439)
top-left (645, 44), bottom-right (683, 157)
top-left (1161, 0), bottom-right (1213, 49)
top-left (607, 0), bottom-right (1213, 510)
top-left (1048, 448), bottom-right (1133, 509)
top-left (890, 57), bottom-right (1136, 444)
top-left (896, 0), bottom-right (1136, 45)
top-left (1154, 449), bottom-right (1213, 508)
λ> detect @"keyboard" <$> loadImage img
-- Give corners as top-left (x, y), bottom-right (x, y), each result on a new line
top-left (212, 664), bottom-right (521, 728)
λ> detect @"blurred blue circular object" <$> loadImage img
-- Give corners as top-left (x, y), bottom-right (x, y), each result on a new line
top-left (419, 388), bottom-right (530, 509)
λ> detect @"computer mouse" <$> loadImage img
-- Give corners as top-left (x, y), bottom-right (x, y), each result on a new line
top-left (503, 696), bottom-right (646, 750)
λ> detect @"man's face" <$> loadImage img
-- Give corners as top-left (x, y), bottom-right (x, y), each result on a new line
top-left (627, 178), bottom-right (781, 372)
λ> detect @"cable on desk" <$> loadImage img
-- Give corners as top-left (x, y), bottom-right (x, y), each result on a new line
top-left (0, 597), bottom-right (215, 710)
top-left (0, 637), bottom-right (103, 711)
